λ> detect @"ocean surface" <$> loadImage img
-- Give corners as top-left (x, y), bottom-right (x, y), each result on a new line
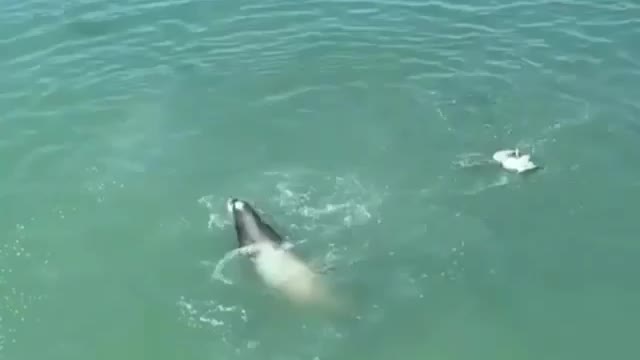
top-left (1, 0), bottom-right (639, 359)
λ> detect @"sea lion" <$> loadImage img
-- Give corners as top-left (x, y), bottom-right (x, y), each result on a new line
top-left (226, 198), bottom-right (337, 309)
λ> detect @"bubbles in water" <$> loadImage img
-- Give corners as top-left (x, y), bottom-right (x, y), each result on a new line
top-left (442, 239), bottom-right (467, 281)
top-left (197, 195), bottom-right (229, 230)
top-left (197, 171), bottom-right (384, 236)
top-left (0, 221), bottom-right (49, 356)
top-left (176, 295), bottom-right (249, 344)
top-left (266, 170), bottom-right (384, 233)
top-left (178, 297), bottom-right (225, 329)
top-left (82, 165), bottom-right (128, 204)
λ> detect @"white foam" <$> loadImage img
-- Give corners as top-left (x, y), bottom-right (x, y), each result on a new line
top-left (176, 296), bottom-right (246, 332)
top-left (197, 195), bottom-right (230, 230)
top-left (210, 246), bottom-right (256, 285)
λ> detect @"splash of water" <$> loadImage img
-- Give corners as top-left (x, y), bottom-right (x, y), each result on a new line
top-left (197, 195), bottom-right (229, 230)
top-left (210, 247), bottom-right (249, 285)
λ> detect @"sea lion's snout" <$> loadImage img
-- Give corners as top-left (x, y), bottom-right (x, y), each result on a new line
top-left (226, 198), bottom-right (246, 214)
top-left (225, 197), bottom-right (285, 249)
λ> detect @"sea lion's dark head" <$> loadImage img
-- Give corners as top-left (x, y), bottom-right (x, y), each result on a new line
top-left (226, 198), bottom-right (283, 248)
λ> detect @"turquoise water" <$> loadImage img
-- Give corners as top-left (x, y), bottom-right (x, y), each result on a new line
top-left (2, 0), bottom-right (639, 359)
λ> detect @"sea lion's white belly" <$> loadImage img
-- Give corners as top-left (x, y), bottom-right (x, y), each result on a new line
top-left (252, 243), bottom-right (324, 304)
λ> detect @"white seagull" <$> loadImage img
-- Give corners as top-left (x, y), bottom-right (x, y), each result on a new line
top-left (492, 148), bottom-right (538, 173)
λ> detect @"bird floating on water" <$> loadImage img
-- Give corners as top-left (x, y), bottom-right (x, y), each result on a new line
top-left (492, 148), bottom-right (538, 173)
